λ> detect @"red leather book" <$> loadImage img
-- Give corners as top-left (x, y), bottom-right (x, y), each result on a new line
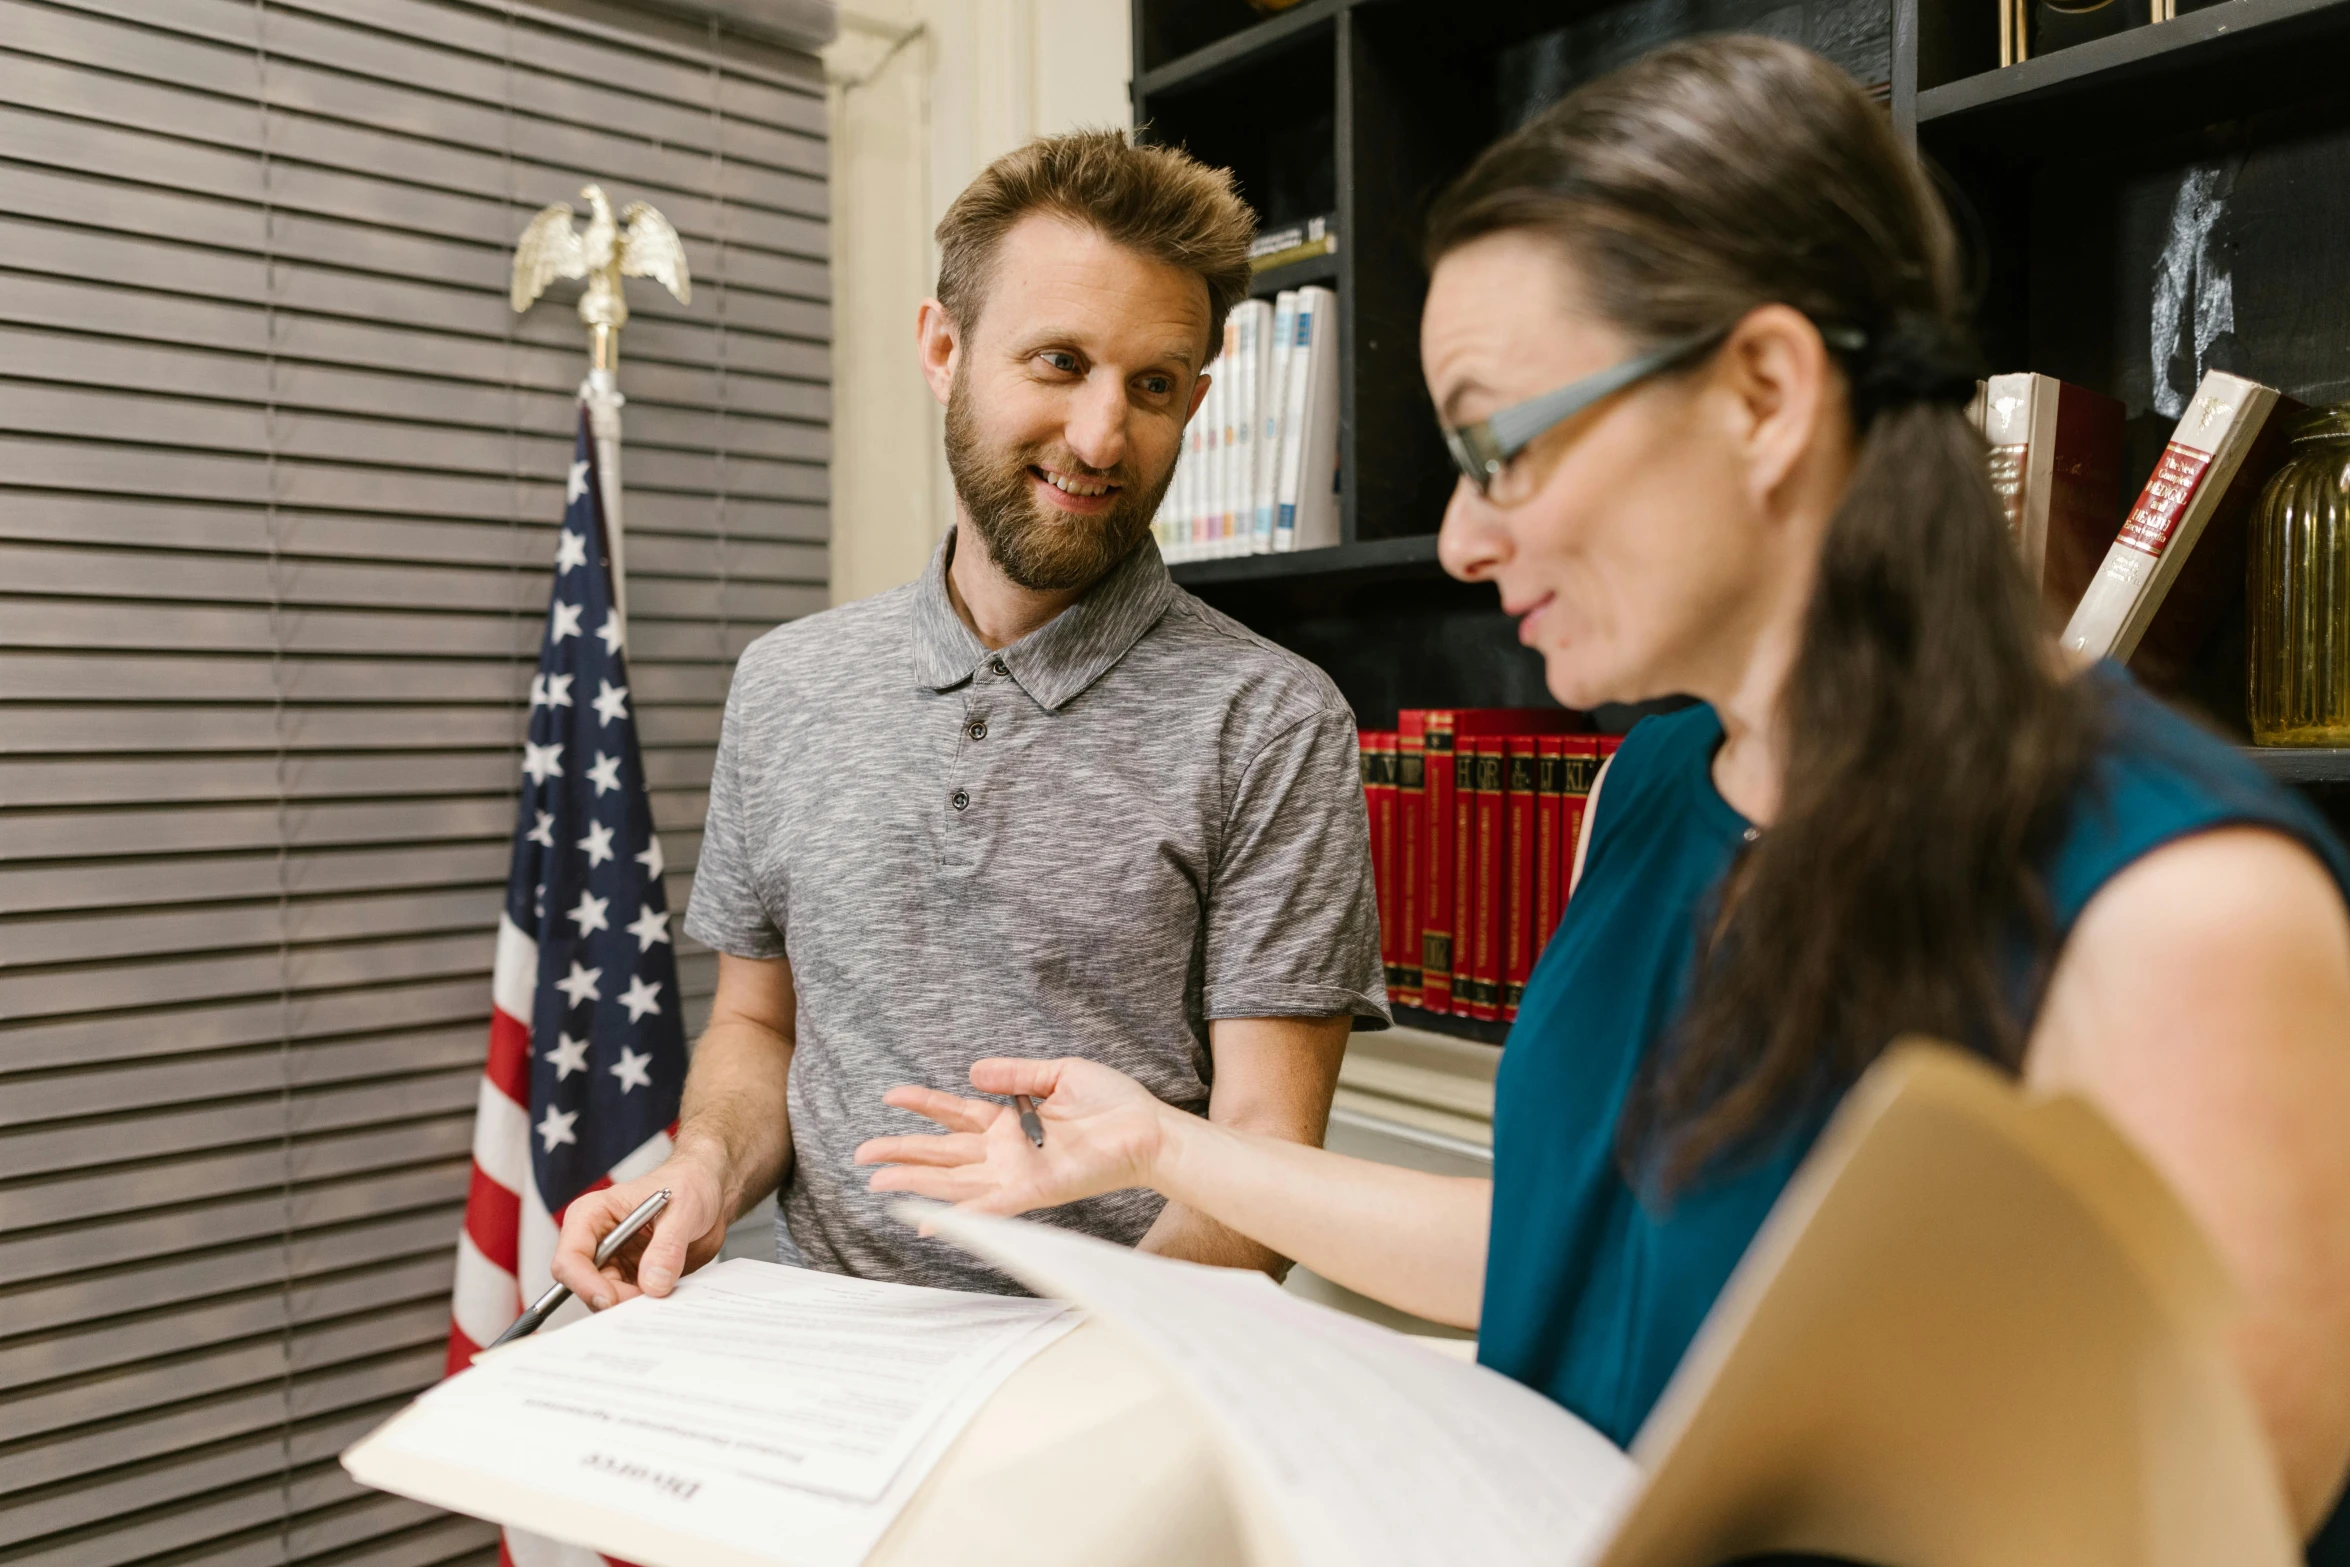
top-left (1559, 735), bottom-right (1602, 911)
top-left (1422, 709), bottom-right (1583, 1015)
top-left (1394, 713), bottom-right (1426, 1007)
top-left (1466, 737), bottom-right (1506, 1020)
top-left (1417, 712), bottom-right (1457, 1013)
top-left (1534, 735), bottom-right (1564, 949)
top-left (1363, 731), bottom-right (1400, 995)
top-left (1502, 736), bottom-right (1539, 1019)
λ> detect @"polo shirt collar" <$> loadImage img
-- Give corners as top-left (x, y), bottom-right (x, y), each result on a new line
top-left (909, 528), bottom-right (1176, 712)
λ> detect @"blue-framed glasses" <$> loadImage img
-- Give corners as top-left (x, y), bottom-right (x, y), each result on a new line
top-left (1440, 326), bottom-right (1729, 499)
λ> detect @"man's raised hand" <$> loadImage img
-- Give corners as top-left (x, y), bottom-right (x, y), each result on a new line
top-left (855, 1056), bottom-right (1170, 1217)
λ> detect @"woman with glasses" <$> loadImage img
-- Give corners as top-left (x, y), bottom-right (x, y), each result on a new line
top-left (859, 35), bottom-right (2350, 1548)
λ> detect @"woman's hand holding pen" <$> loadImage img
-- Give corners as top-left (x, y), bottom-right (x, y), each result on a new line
top-left (856, 1057), bottom-right (1174, 1218)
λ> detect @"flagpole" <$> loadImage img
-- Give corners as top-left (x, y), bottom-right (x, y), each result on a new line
top-left (582, 344), bottom-right (628, 625)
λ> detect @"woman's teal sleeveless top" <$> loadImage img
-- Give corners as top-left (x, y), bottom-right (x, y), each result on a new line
top-left (1479, 664), bottom-right (2350, 1561)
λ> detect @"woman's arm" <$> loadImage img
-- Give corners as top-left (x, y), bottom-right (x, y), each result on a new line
top-left (856, 1057), bottom-right (1492, 1328)
top-left (2028, 826), bottom-right (2350, 1534)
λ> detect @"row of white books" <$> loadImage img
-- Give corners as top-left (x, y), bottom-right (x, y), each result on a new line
top-left (1154, 284), bottom-right (1341, 562)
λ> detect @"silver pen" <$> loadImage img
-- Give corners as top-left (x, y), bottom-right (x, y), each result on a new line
top-left (485, 1188), bottom-right (671, 1351)
top-left (1013, 1093), bottom-right (1047, 1148)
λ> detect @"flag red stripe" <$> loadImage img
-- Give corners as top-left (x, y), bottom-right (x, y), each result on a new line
top-left (486, 1005), bottom-right (531, 1106)
top-left (464, 1163), bottom-right (523, 1275)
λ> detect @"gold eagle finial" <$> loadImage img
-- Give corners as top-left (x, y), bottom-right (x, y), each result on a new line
top-left (511, 184), bottom-right (691, 368)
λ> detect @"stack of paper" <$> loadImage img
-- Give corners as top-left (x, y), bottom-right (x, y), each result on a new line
top-left (345, 1263), bottom-right (1074, 1567)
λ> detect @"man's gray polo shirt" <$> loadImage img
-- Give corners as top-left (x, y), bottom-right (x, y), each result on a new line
top-left (684, 531), bottom-right (1388, 1292)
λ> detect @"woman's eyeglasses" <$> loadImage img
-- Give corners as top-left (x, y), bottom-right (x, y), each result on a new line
top-left (1440, 327), bottom-right (1727, 503)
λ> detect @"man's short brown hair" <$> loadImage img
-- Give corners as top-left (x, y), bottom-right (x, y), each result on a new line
top-left (933, 129), bottom-right (1256, 363)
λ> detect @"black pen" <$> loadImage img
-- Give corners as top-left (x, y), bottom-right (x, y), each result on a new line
top-left (1013, 1094), bottom-right (1046, 1148)
top-left (485, 1188), bottom-right (670, 1351)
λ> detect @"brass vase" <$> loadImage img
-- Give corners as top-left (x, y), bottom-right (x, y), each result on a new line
top-left (2249, 405), bottom-right (2350, 746)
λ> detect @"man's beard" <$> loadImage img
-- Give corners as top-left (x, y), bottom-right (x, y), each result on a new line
top-left (943, 369), bottom-right (1174, 593)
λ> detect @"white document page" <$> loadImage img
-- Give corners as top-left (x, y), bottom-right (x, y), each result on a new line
top-left (922, 1207), bottom-right (1639, 1567)
top-left (345, 1259), bottom-right (1075, 1567)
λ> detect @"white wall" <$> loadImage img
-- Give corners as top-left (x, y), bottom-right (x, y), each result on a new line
top-left (824, 0), bottom-right (1134, 605)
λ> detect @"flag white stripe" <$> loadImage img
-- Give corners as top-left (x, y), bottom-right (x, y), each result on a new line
top-left (493, 912), bottom-right (538, 1027)
top-left (450, 1228), bottom-right (521, 1352)
top-left (470, 1076), bottom-right (534, 1194)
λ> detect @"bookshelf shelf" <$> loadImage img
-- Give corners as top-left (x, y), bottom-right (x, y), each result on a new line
top-left (1390, 1005), bottom-right (1512, 1048)
top-left (1137, 0), bottom-right (1345, 97)
top-left (1914, 0), bottom-right (2350, 155)
top-left (1167, 533), bottom-right (1442, 589)
top-left (1248, 249), bottom-right (1342, 297)
top-left (2243, 749), bottom-right (2350, 785)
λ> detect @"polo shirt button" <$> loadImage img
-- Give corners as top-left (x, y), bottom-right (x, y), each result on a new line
top-left (990, 657), bottom-right (1008, 677)
top-left (951, 789), bottom-right (970, 811)
top-left (967, 719), bottom-right (987, 741)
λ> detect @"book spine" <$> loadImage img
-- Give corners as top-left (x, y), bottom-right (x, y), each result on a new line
top-left (1502, 738), bottom-right (1537, 1020)
top-left (1289, 284), bottom-right (1343, 552)
top-left (1231, 310), bottom-right (1250, 554)
top-left (1467, 739), bottom-right (1505, 1022)
top-left (1368, 732), bottom-right (1400, 996)
top-left (1418, 714), bottom-right (1456, 1012)
top-left (1451, 736), bottom-right (1479, 1015)
top-left (1559, 736), bottom-right (1600, 909)
top-left (1223, 315), bottom-right (1243, 550)
top-left (1395, 713), bottom-right (1426, 1007)
top-left (1214, 319), bottom-right (1238, 553)
top-left (1534, 735), bottom-right (1564, 949)
top-left (1981, 372), bottom-right (2038, 578)
top-left (1258, 291), bottom-right (1297, 552)
top-left (1274, 291), bottom-right (1317, 549)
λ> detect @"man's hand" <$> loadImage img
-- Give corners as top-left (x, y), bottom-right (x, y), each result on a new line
top-left (549, 1141), bottom-right (733, 1308)
top-left (548, 952), bottom-right (799, 1312)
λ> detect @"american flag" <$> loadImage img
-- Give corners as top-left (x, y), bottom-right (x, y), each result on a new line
top-left (447, 409), bottom-right (687, 1436)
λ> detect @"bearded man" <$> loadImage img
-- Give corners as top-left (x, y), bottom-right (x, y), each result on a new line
top-left (551, 131), bottom-right (1387, 1301)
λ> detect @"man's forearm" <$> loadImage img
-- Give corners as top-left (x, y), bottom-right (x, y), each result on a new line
top-left (1140, 1013), bottom-right (1353, 1279)
top-left (674, 1017), bottom-right (796, 1221)
top-left (1137, 1197), bottom-right (1292, 1278)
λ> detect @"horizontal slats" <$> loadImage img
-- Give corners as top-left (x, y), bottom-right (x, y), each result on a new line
top-left (0, 1252), bottom-right (458, 1394)
top-left (2, 2), bottom-right (822, 1559)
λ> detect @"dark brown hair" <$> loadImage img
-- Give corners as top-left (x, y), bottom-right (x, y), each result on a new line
top-left (934, 129), bottom-right (1256, 360)
top-left (1426, 37), bottom-right (2096, 1188)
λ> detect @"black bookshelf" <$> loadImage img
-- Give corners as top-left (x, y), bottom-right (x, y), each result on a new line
top-left (1133, 0), bottom-right (1892, 1044)
top-left (1134, 0), bottom-right (2350, 1041)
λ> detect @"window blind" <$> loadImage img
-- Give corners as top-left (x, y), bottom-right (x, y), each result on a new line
top-left (0, 1), bottom-right (828, 1561)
